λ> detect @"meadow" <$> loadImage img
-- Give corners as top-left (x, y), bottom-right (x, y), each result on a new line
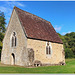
top-left (0, 58), bottom-right (75, 73)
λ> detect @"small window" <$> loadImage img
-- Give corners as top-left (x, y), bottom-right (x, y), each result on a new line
top-left (46, 42), bottom-right (51, 55)
top-left (46, 46), bottom-right (48, 54)
top-left (49, 46), bottom-right (51, 54)
top-left (11, 32), bottom-right (17, 47)
top-left (12, 37), bottom-right (14, 47)
top-left (15, 36), bottom-right (17, 46)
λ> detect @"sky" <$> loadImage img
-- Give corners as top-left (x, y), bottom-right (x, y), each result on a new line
top-left (0, 1), bottom-right (75, 35)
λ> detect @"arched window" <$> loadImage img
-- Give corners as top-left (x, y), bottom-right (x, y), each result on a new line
top-left (49, 46), bottom-right (51, 54)
top-left (15, 36), bottom-right (17, 46)
top-left (12, 37), bottom-right (14, 47)
top-left (11, 32), bottom-right (17, 47)
top-left (46, 42), bottom-right (51, 55)
top-left (46, 46), bottom-right (48, 54)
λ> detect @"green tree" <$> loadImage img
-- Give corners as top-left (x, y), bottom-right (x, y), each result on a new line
top-left (58, 32), bottom-right (75, 58)
top-left (0, 11), bottom-right (6, 33)
top-left (65, 48), bottom-right (74, 58)
top-left (0, 11), bottom-right (6, 59)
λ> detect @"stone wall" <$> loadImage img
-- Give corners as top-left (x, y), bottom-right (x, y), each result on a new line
top-left (27, 39), bottom-right (65, 66)
top-left (1, 9), bottom-right (29, 66)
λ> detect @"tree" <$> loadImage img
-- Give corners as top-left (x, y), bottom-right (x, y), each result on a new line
top-left (0, 11), bottom-right (6, 60)
top-left (0, 11), bottom-right (6, 33)
top-left (58, 32), bottom-right (75, 58)
top-left (65, 48), bottom-right (74, 58)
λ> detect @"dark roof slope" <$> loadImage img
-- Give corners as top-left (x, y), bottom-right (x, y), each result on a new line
top-left (14, 7), bottom-right (63, 44)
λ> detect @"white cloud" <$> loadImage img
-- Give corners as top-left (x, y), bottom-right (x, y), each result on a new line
top-left (62, 31), bottom-right (71, 35)
top-left (0, 6), bottom-right (7, 12)
top-left (0, 2), bottom-right (26, 15)
top-left (0, 1), bottom-right (26, 26)
top-left (7, 1), bottom-right (25, 7)
top-left (0, 6), bottom-right (12, 14)
top-left (0, 6), bottom-right (12, 23)
top-left (16, 2), bottom-right (25, 7)
top-left (62, 32), bottom-right (66, 35)
top-left (54, 25), bottom-right (61, 31)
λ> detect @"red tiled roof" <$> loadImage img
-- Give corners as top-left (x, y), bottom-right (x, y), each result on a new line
top-left (14, 7), bottom-right (63, 44)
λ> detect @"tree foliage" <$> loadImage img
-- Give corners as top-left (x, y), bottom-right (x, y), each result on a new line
top-left (58, 32), bottom-right (75, 58)
top-left (0, 11), bottom-right (6, 33)
top-left (0, 11), bottom-right (6, 59)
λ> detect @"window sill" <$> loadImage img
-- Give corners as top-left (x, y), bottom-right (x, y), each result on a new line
top-left (46, 54), bottom-right (52, 58)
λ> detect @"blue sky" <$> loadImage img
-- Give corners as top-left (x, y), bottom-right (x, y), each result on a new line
top-left (0, 1), bottom-right (75, 35)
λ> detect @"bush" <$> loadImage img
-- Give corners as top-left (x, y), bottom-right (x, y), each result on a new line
top-left (65, 48), bottom-right (74, 58)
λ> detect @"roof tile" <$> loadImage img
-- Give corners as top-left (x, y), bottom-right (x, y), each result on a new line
top-left (14, 7), bottom-right (63, 44)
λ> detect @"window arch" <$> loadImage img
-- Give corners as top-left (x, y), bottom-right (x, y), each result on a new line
top-left (11, 32), bottom-right (17, 47)
top-left (46, 42), bottom-right (51, 55)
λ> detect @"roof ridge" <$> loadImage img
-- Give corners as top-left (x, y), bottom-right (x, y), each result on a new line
top-left (14, 6), bottom-right (51, 25)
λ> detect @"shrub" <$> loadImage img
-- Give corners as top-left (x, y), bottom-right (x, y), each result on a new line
top-left (65, 48), bottom-right (74, 58)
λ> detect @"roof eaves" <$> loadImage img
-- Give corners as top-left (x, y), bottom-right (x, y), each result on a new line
top-left (27, 37), bottom-right (63, 44)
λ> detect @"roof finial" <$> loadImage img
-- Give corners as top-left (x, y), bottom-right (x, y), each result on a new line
top-left (14, 6), bottom-right (17, 9)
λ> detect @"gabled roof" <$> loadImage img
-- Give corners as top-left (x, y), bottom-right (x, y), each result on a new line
top-left (14, 6), bottom-right (63, 44)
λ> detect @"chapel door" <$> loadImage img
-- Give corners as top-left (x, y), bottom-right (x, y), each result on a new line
top-left (11, 53), bottom-right (15, 65)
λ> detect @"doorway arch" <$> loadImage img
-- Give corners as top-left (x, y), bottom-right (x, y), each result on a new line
top-left (11, 53), bottom-right (15, 65)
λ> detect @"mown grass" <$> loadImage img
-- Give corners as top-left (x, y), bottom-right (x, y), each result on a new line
top-left (0, 58), bottom-right (75, 73)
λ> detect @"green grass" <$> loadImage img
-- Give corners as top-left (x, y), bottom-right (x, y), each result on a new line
top-left (0, 58), bottom-right (75, 73)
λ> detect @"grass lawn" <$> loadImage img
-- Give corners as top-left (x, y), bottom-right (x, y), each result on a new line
top-left (0, 58), bottom-right (75, 73)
